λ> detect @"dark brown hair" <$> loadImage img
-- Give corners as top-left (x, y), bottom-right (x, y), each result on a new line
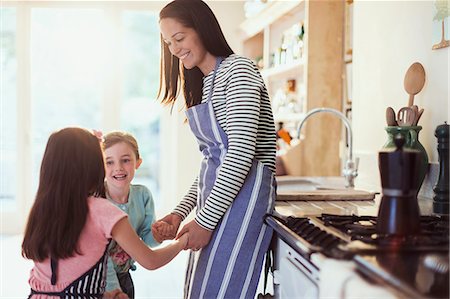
top-left (22, 127), bottom-right (105, 261)
top-left (103, 131), bottom-right (140, 160)
top-left (157, 0), bottom-right (234, 109)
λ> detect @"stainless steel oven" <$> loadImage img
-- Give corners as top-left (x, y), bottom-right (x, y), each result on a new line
top-left (266, 213), bottom-right (449, 299)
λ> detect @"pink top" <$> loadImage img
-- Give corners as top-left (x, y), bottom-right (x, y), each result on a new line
top-left (28, 196), bottom-right (127, 295)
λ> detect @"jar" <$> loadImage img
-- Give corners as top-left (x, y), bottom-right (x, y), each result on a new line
top-left (383, 126), bottom-right (429, 192)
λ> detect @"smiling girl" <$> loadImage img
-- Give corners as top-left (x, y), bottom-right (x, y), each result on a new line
top-left (102, 131), bottom-right (163, 298)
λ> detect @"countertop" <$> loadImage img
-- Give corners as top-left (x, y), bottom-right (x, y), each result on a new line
top-left (271, 176), bottom-right (443, 299)
top-left (274, 176), bottom-right (435, 217)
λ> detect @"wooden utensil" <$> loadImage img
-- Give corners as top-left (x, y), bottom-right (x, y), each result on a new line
top-left (397, 106), bottom-right (416, 126)
top-left (414, 108), bottom-right (424, 125)
top-left (386, 107), bottom-right (398, 126)
top-left (404, 62), bottom-right (426, 107)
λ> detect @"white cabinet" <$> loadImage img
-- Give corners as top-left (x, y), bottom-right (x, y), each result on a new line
top-left (273, 238), bottom-right (319, 298)
top-left (239, 0), bottom-right (345, 176)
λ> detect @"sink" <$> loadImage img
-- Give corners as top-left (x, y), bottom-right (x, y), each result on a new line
top-left (275, 176), bottom-right (376, 201)
top-left (276, 177), bottom-right (318, 192)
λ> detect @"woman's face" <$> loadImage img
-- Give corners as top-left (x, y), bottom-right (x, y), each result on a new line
top-left (160, 17), bottom-right (211, 74)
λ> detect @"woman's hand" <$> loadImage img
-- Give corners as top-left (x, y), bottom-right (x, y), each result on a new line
top-left (151, 213), bottom-right (182, 243)
top-left (103, 289), bottom-right (128, 299)
top-left (176, 220), bottom-right (213, 251)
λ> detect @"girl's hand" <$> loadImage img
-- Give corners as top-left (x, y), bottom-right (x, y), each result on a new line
top-left (152, 221), bottom-right (175, 240)
top-left (104, 289), bottom-right (128, 299)
top-left (176, 220), bottom-right (212, 251)
top-left (178, 232), bottom-right (189, 250)
top-left (151, 213), bottom-right (182, 243)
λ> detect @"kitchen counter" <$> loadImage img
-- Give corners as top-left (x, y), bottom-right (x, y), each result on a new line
top-left (268, 176), bottom-right (444, 299)
top-left (274, 176), bottom-right (434, 217)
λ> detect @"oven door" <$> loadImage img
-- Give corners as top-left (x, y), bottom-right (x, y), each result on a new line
top-left (273, 238), bottom-right (319, 298)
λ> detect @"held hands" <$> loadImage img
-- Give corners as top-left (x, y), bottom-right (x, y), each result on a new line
top-left (151, 213), bottom-right (182, 243)
top-left (151, 214), bottom-right (213, 251)
top-left (152, 221), bottom-right (175, 242)
top-left (177, 231), bottom-right (189, 250)
top-left (177, 220), bottom-right (213, 251)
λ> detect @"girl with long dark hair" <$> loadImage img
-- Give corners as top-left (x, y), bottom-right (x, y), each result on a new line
top-left (22, 127), bottom-right (188, 298)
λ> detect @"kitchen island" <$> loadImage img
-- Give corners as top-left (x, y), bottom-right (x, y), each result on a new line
top-left (267, 176), bottom-right (448, 299)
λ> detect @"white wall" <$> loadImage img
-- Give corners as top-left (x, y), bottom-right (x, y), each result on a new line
top-left (352, 0), bottom-right (449, 189)
top-left (159, 1), bottom-right (245, 215)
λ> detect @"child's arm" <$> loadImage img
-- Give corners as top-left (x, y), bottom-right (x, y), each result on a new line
top-left (112, 217), bottom-right (188, 270)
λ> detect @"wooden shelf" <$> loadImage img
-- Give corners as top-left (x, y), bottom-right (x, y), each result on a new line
top-left (240, 0), bottom-right (345, 177)
top-left (239, 0), bottom-right (303, 39)
top-left (261, 59), bottom-right (304, 81)
top-left (274, 112), bottom-right (305, 123)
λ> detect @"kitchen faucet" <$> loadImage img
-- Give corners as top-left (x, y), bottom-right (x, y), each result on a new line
top-left (296, 107), bottom-right (359, 188)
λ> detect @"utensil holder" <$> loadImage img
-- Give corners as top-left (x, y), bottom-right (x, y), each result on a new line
top-left (383, 126), bottom-right (429, 192)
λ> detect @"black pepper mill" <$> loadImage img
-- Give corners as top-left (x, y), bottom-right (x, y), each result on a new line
top-left (433, 122), bottom-right (449, 214)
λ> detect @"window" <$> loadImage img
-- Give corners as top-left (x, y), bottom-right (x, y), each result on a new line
top-left (30, 8), bottom-right (105, 189)
top-left (121, 11), bottom-right (162, 207)
top-left (0, 7), bottom-right (17, 211)
top-left (0, 3), bottom-right (162, 233)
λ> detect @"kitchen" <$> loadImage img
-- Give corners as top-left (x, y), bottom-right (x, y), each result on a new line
top-left (1, 0), bottom-right (449, 298)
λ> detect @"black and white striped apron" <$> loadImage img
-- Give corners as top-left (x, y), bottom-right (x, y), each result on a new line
top-left (184, 57), bottom-right (276, 298)
top-left (29, 244), bottom-right (110, 298)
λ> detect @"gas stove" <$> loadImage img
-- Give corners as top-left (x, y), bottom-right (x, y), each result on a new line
top-left (266, 213), bottom-right (449, 299)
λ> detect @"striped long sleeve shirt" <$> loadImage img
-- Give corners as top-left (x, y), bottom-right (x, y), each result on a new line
top-left (173, 54), bottom-right (277, 231)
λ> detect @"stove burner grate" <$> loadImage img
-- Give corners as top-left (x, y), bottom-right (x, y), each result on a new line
top-left (320, 214), bottom-right (449, 250)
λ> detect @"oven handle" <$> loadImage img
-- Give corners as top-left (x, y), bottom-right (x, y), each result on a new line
top-left (286, 254), bottom-right (320, 285)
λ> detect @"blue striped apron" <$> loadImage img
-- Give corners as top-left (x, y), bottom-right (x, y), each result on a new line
top-left (29, 243), bottom-right (110, 298)
top-left (184, 57), bottom-right (276, 299)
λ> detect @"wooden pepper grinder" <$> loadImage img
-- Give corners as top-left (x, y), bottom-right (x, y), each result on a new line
top-left (433, 122), bottom-right (449, 214)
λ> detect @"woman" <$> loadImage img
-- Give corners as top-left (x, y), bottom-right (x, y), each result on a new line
top-left (152, 0), bottom-right (277, 297)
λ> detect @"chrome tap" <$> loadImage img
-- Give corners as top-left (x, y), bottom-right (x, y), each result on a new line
top-left (297, 107), bottom-right (359, 188)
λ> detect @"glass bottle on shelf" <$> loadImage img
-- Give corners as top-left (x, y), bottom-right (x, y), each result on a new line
top-left (280, 35), bottom-right (287, 65)
top-left (272, 86), bottom-right (287, 115)
top-left (294, 22), bottom-right (305, 60)
top-left (285, 79), bottom-right (301, 113)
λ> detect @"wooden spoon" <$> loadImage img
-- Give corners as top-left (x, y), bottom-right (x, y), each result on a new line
top-left (404, 62), bottom-right (426, 107)
top-left (386, 107), bottom-right (398, 126)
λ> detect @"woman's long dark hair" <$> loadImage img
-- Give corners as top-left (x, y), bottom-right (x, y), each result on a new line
top-left (158, 0), bottom-right (234, 109)
top-left (22, 127), bottom-right (105, 261)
